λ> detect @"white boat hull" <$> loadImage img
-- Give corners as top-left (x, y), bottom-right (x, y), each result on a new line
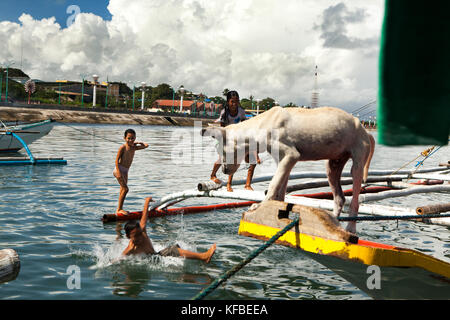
top-left (0, 120), bottom-right (54, 152)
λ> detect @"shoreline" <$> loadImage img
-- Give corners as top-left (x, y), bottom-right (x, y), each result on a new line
top-left (0, 104), bottom-right (215, 126)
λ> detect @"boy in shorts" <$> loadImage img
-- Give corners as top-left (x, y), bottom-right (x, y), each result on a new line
top-left (114, 129), bottom-right (148, 215)
top-left (122, 197), bottom-right (216, 262)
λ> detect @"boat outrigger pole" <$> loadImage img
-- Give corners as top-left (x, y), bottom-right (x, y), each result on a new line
top-left (0, 132), bottom-right (67, 166)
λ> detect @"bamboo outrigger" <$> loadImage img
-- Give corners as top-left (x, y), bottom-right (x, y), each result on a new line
top-left (103, 164), bottom-right (450, 299)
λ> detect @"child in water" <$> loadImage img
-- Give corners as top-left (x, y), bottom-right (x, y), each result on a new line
top-left (114, 129), bottom-right (148, 215)
top-left (122, 197), bottom-right (216, 263)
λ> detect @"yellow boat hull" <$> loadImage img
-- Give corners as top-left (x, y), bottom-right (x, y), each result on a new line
top-left (238, 203), bottom-right (450, 299)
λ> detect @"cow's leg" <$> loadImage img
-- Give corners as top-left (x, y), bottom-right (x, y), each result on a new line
top-left (326, 155), bottom-right (349, 218)
top-left (346, 156), bottom-right (365, 234)
top-left (265, 154), bottom-right (298, 201)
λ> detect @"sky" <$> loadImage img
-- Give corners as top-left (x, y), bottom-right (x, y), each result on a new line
top-left (0, 0), bottom-right (385, 114)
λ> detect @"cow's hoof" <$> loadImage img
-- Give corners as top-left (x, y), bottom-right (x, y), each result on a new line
top-left (345, 222), bottom-right (357, 234)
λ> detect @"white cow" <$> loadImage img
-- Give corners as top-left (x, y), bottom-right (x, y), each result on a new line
top-left (201, 106), bottom-right (375, 234)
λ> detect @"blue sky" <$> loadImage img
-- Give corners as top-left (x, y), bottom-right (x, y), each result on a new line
top-left (0, 0), bottom-right (111, 27)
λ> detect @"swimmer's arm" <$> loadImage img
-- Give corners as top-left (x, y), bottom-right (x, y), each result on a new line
top-left (139, 197), bottom-right (153, 231)
top-left (121, 243), bottom-right (134, 256)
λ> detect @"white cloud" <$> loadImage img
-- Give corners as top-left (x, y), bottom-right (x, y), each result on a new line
top-left (0, 0), bottom-right (384, 109)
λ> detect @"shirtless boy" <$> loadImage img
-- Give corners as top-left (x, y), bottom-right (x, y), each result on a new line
top-left (122, 197), bottom-right (217, 263)
top-left (114, 129), bottom-right (148, 214)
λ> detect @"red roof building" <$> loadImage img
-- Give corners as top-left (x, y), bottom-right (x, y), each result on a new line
top-left (152, 99), bottom-right (222, 115)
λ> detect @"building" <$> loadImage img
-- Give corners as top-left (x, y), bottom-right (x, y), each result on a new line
top-left (152, 99), bottom-right (222, 115)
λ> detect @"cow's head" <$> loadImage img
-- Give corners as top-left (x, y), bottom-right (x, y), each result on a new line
top-left (201, 126), bottom-right (251, 176)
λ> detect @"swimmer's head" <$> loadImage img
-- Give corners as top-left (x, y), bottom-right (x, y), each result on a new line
top-left (124, 221), bottom-right (140, 239)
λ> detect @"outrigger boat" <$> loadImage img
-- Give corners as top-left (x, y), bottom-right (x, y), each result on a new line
top-left (0, 119), bottom-right (54, 152)
top-left (0, 119), bottom-right (66, 165)
top-left (238, 200), bottom-right (450, 300)
top-left (102, 164), bottom-right (450, 299)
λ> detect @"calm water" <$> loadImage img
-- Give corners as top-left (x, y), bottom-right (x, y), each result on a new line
top-left (0, 123), bottom-right (449, 300)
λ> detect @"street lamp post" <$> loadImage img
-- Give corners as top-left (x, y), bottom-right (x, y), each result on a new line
top-left (179, 85), bottom-right (185, 113)
top-left (92, 75), bottom-right (99, 107)
top-left (141, 82), bottom-right (146, 110)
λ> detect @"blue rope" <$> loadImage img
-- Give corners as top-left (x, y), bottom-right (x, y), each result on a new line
top-left (192, 215), bottom-right (300, 300)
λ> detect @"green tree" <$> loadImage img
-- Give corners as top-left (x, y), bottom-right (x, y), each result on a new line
top-left (260, 97), bottom-right (275, 110)
top-left (240, 98), bottom-right (252, 109)
top-left (222, 88), bottom-right (229, 97)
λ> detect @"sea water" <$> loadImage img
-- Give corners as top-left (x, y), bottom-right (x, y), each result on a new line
top-left (0, 123), bottom-right (448, 300)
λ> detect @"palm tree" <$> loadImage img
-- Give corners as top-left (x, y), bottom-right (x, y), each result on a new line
top-left (222, 88), bottom-right (229, 97)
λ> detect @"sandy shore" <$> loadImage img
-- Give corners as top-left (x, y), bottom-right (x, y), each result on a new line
top-left (0, 105), bottom-right (215, 126)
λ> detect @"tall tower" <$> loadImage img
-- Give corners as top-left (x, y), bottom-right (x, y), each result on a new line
top-left (311, 65), bottom-right (319, 108)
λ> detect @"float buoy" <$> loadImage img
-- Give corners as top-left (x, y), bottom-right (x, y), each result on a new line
top-left (0, 249), bottom-right (20, 283)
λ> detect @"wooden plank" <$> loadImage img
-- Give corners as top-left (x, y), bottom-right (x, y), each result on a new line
top-left (241, 200), bottom-right (358, 243)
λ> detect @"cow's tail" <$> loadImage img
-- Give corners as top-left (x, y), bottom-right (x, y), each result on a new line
top-left (363, 134), bottom-right (375, 182)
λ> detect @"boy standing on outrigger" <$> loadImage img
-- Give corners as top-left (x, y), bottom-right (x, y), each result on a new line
top-left (114, 129), bottom-right (148, 215)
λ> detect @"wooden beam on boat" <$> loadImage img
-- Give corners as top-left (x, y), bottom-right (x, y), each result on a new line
top-left (0, 130), bottom-right (40, 134)
top-left (0, 157), bottom-right (65, 161)
top-left (411, 172), bottom-right (450, 181)
top-left (286, 176), bottom-right (404, 193)
top-left (239, 200), bottom-right (358, 244)
top-left (221, 166), bottom-right (450, 187)
top-left (356, 184), bottom-right (450, 203)
top-left (416, 203), bottom-right (450, 215)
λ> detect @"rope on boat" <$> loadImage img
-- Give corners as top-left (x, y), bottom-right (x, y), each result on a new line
top-left (338, 213), bottom-right (450, 222)
top-left (192, 215), bottom-right (300, 300)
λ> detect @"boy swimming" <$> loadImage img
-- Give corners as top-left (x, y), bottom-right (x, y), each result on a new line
top-left (114, 129), bottom-right (148, 215)
top-left (122, 197), bottom-right (216, 263)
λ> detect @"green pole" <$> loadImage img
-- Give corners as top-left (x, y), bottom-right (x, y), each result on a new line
top-left (132, 85), bottom-right (135, 111)
top-left (0, 69), bottom-right (3, 102)
top-left (5, 67), bottom-right (9, 103)
top-left (58, 82), bottom-right (61, 104)
top-left (81, 78), bottom-right (85, 107)
top-left (172, 89), bottom-right (175, 113)
top-left (105, 83), bottom-right (108, 109)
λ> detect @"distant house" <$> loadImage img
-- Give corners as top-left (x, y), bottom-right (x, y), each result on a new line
top-left (51, 81), bottom-right (121, 102)
top-left (152, 99), bottom-right (222, 115)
